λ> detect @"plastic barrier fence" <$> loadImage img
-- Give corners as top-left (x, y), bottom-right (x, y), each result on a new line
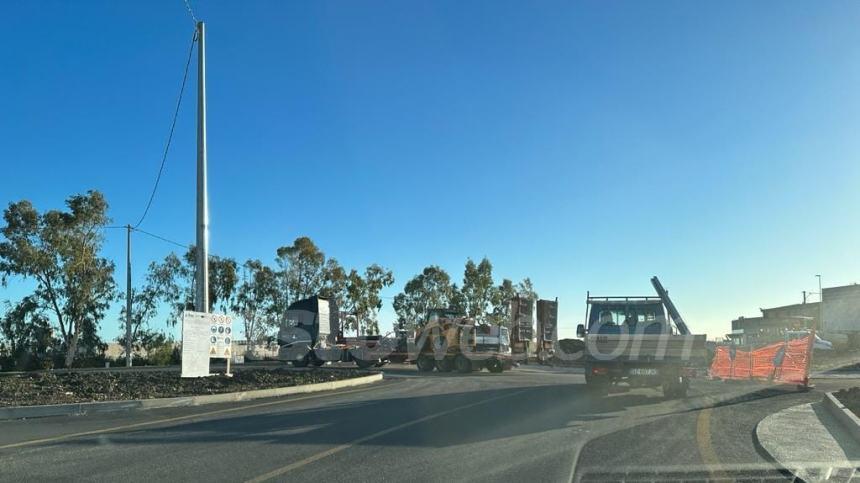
top-left (709, 336), bottom-right (811, 385)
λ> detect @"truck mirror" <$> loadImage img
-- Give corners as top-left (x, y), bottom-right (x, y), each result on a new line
top-left (576, 324), bottom-right (585, 338)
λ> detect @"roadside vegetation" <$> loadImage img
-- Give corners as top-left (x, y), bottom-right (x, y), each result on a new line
top-left (0, 368), bottom-right (371, 407)
top-left (0, 190), bottom-right (537, 371)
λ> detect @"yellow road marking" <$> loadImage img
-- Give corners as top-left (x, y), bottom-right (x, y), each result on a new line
top-left (696, 407), bottom-right (728, 480)
top-left (245, 388), bottom-right (532, 483)
top-left (0, 383), bottom-right (388, 451)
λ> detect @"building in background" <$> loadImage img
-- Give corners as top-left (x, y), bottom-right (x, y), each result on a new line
top-left (823, 284), bottom-right (860, 346)
top-left (729, 283), bottom-right (860, 347)
top-left (728, 310), bottom-right (814, 346)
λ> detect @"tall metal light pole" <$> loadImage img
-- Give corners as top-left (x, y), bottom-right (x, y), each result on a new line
top-left (195, 21), bottom-right (209, 313)
top-left (125, 224), bottom-right (133, 367)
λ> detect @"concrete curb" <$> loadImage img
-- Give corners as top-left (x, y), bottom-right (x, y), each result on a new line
top-left (0, 372), bottom-right (383, 421)
top-left (823, 391), bottom-right (860, 443)
top-left (752, 416), bottom-right (801, 480)
top-left (755, 395), bottom-right (860, 481)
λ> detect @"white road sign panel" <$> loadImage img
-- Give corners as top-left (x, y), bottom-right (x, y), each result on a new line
top-left (181, 311), bottom-right (212, 378)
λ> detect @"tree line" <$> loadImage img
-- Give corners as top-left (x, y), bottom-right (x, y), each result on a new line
top-left (393, 261), bottom-right (537, 330)
top-left (0, 191), bottom-right (535, 369)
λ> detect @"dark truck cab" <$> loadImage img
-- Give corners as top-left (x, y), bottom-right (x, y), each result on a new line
top-left (576, 277), bottom-right (706, 398)
top-left (277, 295), bottom-right (405, 368)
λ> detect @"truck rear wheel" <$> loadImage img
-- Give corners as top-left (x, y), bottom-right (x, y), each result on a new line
top-left (662, 375), bottom-right (689, 399)
top-left (416, 354), bottom-right (435, 372)
top-left (585, 378), bottom-right (609, 396)
top-left (676, 380), bottom-right (689, 398)
top-left (585, 367), bottom-right (610, 396)
top-left (455, 354), bottom-right (472, 373)
top-left (486, 358), bottom-right (504, 373)
top-left (309, 352), bottom-right (325, 367)
top-left (436, 357), bottom-right (454, 372)
top-left (291, 354), bottom-right (310, 368)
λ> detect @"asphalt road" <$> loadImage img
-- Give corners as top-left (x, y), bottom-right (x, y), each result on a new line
top-left (0, 364), bottom-right (857, 482)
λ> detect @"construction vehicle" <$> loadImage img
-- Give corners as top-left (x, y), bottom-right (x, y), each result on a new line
top-left (576, 277), bottom-right (706, 398)
top-left (411, 308), bottom-right (513, 373)
top-left (509, 296), bottom-right (534, 362)
top-left (277, 296), bottom-right (403, 368)
top-left (536, 298), bottom-right (558, 364)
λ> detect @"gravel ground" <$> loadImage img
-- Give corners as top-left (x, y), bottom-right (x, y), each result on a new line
top-left (834, 386), bottom-right (860, 417)
top-left (0, 368), bottom-right (374, 407)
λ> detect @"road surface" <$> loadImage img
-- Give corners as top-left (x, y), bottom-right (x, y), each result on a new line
top-left (0, 364), bottom-right (855, 482)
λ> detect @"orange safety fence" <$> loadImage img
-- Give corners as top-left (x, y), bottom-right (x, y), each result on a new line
top-left (709, 335), bottom-right (811, 385)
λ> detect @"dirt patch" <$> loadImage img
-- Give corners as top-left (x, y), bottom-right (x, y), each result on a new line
top-left (0, 368), bottom-right (374, 407)
top-left (812, 348), bottom-right (860, 371)
top-left (834, 387), bottom-right (860, 418)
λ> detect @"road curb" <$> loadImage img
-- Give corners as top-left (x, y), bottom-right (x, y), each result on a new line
top-left (0, 372), bottom-right (383, 421)
top-left (822, 391), bottom-right (860, 443)
top-left (755, 396), bottom-right (860, 482)
top-left (752, 418), bottom-right (797, 479)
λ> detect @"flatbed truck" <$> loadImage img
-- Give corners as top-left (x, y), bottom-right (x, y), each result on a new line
top-left (576, 277), bottom-right (706, 398)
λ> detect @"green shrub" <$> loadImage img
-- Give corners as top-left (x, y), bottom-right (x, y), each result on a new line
top-left (147, 342), bottom-right (175, 366)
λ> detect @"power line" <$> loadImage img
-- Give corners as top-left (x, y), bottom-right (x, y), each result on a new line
top-left (132, 227), bottom-right (190, 250)
top-left (133, 29), bottom-right (197, 229)
top-left (183, 0), bottom-right (198, 24)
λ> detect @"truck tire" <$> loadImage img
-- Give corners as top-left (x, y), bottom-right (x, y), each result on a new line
top-left (455, 354), bottom-right (472, 373)
top-left (586, 378), bottom-right (609, 395)
top-left (309, 352), bottom-right (325, 367)
top-left (436, 357), bottom-right (454, 372)
top-left (486, 358), bottom-right (504, 373)
top-left (676, 378), bottom-right (689, 398)
top-left (585, 380), bottom-right (609, 396)
top-left (291, 353), bottom-right (310, 368)
top-left (662, 375), bottom-right (688, 398)
top-left (585, 367), bottom-right (610, 396)
top-left (416, 354), bottom-right (435, 372)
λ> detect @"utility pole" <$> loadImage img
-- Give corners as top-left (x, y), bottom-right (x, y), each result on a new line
top-left (816, 275), bottom-right (823, 331)
top-left (126, 225), bottom-right (133, 367)
top-left (195, 21), bottom-right (209, 313)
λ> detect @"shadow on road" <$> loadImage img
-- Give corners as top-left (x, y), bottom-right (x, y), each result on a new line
top-left (52, 381), bottom-right (677, 450)
top-left (643, 383), bottom-right (807, 421)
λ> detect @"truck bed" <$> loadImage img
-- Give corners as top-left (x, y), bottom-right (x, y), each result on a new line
top-left (584, 333), bottom-right (706, 361)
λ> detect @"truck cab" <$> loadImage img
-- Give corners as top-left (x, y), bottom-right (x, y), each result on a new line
top-left (581, 298), bottom-right (669, 337)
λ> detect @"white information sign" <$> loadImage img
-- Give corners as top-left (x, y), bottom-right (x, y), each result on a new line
top-left (208, 313), bottom-right (234, 359)
top-left (181, 311), bottom-right (212, 378)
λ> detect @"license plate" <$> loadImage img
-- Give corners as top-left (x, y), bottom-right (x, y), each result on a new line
top-left (629, 368), bottom-right (658, 376)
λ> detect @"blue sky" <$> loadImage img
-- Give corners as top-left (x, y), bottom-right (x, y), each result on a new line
top-left (2, 1), bottom-right (860, 342)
